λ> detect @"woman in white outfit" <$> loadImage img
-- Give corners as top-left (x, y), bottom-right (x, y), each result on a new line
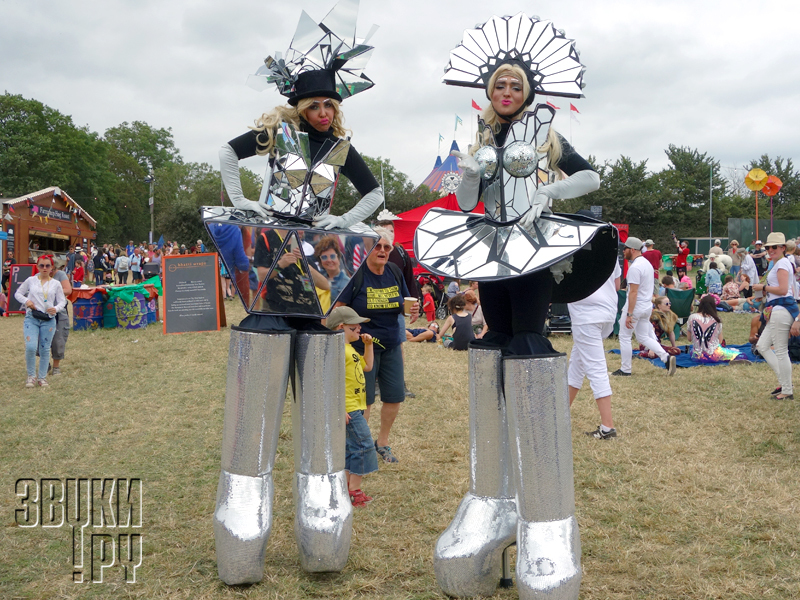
top-left (15, 254), bottom-right (67, 387)
top-left (753, 232), bottom-right (800, 400)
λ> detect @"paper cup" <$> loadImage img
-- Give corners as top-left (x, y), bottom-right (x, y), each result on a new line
top-left (403, 297), bottom-right (417, 317)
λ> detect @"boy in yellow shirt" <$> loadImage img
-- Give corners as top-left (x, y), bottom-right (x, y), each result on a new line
top-left (327, 307), bottom-right (378, 507)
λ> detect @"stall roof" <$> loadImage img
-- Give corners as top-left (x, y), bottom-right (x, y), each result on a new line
top-left (3, 186), bottom-right (97, 227)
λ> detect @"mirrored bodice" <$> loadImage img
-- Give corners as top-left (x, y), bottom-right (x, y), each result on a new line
top-left (258, 122), bottom-right (350, 222)
top-left (475, 106), bottom-right (554, 224)
top-left (201, 206), bottom-right (377, 318)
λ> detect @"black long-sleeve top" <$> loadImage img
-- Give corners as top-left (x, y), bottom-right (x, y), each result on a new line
top-left (227, 123), bottom-right (379, 197)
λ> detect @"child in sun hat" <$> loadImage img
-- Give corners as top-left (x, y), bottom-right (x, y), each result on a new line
top-left (327, 306), bottom-right (378, 507)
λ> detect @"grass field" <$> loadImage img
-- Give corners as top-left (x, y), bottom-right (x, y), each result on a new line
top-left (2, 298), bottom-right (799, 599)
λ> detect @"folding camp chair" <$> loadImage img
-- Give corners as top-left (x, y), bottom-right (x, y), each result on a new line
top-left (613, 289), bottom-right (627, 337)
top-left (666, 287), bottom-right (694, 338)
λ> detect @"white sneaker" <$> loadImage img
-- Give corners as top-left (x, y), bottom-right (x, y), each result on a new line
top-left (25, 376), bottom-right (36, 388)
top-left (38, 378), bottom-right (49, 387)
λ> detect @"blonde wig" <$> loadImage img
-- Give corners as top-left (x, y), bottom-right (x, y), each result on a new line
top-left (470, 64), bottom-right (563, 173)
top-left (251, 98), bottom-right (349, 157)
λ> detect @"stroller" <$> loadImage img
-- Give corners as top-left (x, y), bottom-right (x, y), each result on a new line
top-left (545, 302), bottom-right (572, 336)
top-left (416, 272), bottom-right (449, 319)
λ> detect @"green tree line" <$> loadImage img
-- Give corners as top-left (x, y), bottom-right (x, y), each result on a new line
top-left (2, 93), bottom-right (798, 252)
top-left (555, 146), bottom-right (800, 251)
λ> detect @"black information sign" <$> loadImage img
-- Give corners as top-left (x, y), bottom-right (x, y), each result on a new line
top-left (7, 264), bottom-right (36, 314)
top-left (163, 253), bottom-right (220, 334)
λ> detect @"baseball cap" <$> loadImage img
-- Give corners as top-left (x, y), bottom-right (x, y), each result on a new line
top-left (755, 240), bottom-right (763, 244)
top-left (326, 306), bottom-right (370, 330)
top-left (714, 239), bottom-right (721, 244)
top-left (644, 239), bottom-right (654, 245)
top-left (624, 236), bottom-right (643, 250)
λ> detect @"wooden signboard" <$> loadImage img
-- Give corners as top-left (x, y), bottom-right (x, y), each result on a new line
top-left (162, 253), bottom-right (220, 334)
top-left (6, 264), bottom-right (36, 315)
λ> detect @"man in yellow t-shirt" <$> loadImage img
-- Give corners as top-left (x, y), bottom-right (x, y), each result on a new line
top-left (327, 307), bottom-right (378, 507)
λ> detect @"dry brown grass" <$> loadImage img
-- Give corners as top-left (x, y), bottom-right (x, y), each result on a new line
top-left (1, 302), bottom-right (799, 599)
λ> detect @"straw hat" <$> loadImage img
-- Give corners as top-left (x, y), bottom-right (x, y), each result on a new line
top-left (765, 232), bottom-right (786, 246)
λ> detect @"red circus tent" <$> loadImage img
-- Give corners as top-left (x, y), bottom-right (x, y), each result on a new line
top-left (392, 194), bottom-right (484, 257)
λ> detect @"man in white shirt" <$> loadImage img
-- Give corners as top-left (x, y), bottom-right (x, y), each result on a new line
top-left (614, 237), bottom-right (677, 376)
top-left (568, 258), bottom-right (622, 439)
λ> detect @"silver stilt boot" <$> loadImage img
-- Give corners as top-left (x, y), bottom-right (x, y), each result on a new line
top-left (504, 354), bottom-right (581, 600)
top-left (214, 328), bottom-right (292, 585)
top-left (435, 348), bottom-right (517, 597)
top-left (292, 331), bottom-right (353, 572)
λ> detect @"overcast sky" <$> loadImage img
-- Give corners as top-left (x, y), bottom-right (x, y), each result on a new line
top-left (3, 0), bottom-right (799, 188)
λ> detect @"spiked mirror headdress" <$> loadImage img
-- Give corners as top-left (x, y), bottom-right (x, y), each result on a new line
top-left (442, 13), bottom-right (585, 105)
top-left (247, 0), bottom-right (378, 105)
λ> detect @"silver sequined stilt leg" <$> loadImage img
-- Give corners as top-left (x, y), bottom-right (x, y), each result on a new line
top-left (504, 354), bottom-right (581, 600)
top-left (292, 331), bottom-right (353, 572)
top-left (434, 348), bottom-right (517, 597)
top-left (214, 328), bottom-right (292, 585)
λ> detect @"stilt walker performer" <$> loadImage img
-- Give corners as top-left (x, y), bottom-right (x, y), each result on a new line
top-left (415, 13), bottom-right (618, 599)
top-left (202, 0), bottom-right (387, 584)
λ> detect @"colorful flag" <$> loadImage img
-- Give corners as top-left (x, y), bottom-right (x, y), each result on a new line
top-left (455, 115), bottom-right (463, 128)
top-left (8, 204), bottom-right (14, 213)
top-left (438, 133), bottom-right (444, 142)
top-left (472, 99), bottom-right (483, 111)
top-left (546, 97), bottom-right (561, 110)
top-left (352, 243), bottom-right (364, 271)
top-left (570, 103), bottom-right (580, 113)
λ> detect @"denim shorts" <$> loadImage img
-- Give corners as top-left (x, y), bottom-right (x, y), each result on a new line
top-left (365, 343), bottom-right (405, 405)
top-left (346, 410), bottom-right (378, 476)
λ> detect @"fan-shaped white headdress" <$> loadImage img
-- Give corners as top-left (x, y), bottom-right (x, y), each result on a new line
top-left (443, 13), bottom-right (585, 101)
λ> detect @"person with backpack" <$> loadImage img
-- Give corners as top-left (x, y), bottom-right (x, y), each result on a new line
top-left (114, 252), bottom-right (130, 284)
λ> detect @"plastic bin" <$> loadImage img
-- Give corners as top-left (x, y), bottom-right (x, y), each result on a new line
top-left (73, 291), bottom-right (105, 331)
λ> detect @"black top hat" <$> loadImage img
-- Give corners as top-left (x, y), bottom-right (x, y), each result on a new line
top-left (288, 69), bottom-right (343, 106)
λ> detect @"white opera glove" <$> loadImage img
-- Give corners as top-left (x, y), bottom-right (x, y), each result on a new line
top-left (519, 170), bottom-right (601, 229)
top-left (219, 143), bottom-right (272, 219)
top-left (451, 150), bottom-right (481, 211)
top-left (313, 186), bottom-right (384, 230)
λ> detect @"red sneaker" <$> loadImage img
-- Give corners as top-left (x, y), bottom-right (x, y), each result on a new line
top-left (349, 489), bottom-right (372, 507)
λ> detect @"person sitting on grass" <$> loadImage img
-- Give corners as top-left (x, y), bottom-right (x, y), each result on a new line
top-left (705, 261), bottom-right (723, 295)
top-left (637, 296), bottom-right (680, 359)
top-left (436, 294), bottom-right (474, 350)
top-left (658, 275), bottom-right (676, 296)
top-left (326, 306), bottom-right (378, 508)
top-left (406, 321), bottom-right (439, 343)
top-left (721, 275), bottom-right (740, 302)
top-left (687, 295), bottom-right (746, 363)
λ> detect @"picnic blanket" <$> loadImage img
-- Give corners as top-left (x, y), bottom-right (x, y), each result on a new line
top-left (608, 344), bottom-right (769, 368)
